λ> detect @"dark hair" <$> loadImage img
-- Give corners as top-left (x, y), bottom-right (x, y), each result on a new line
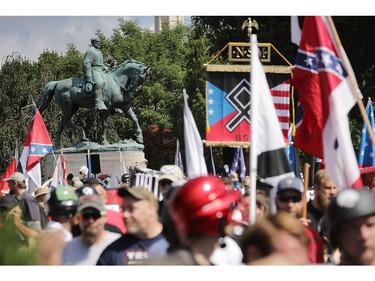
top-left (121, 173), bottom-right (130, 183)
top-left (67, 173), bottom-right (74, 180)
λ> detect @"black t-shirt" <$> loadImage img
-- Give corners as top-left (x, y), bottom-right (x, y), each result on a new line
top-left (97, 232), bottom-right (169, 265)
top-left (306, 200), bottom-right (324, 232)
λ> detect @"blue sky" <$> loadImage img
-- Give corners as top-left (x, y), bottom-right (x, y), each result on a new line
top-left (0, 0), bottom-right (197, 64)
top-left (0, 16), bottom-right (183, 63)
top-left (0, 1), bottom-right (365, 64)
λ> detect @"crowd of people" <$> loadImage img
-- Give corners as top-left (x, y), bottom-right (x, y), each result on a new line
top-left (1, 163), bottom-right (375, 266)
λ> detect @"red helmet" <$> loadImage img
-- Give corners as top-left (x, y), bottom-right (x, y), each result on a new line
top-left (169, 175), bottom-right (242, 235)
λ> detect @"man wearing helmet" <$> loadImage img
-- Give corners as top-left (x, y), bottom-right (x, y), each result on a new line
top-left (32, 185), bottom-right (79, 264)
top-left (45, 185), bottom-right (79, 242)
top-left (83, 35), bottom-right (108, 111)
top-left (163, 175), bottom-right (242, 265)
top-left (327, 189), bottom-right (375, 265)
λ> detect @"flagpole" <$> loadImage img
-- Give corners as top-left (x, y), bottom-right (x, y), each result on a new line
top-left (302, 163), bottom-right (310, 219)
top-left (243, 18), bottom-right (259, 226)
top-left (87, 149), bottom-right (92, 178)
top-left (327, 16), bottom-right (375, 147)
top-left (50, 154), bottom-right (60, 180)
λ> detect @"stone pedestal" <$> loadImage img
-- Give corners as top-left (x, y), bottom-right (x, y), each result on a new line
top-left (44, 150), bottom-right (147, 180)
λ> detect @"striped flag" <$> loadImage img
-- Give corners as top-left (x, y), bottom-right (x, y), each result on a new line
top-left (20, 107), bottom-right (53, 189)
top-left (358, 98), bottom-right (375, 167)
top-left (0, 141), bottom-right (18, 193)
top-left (270, 79), bottom-right (290, 139)
top-left (293, 16), bottom-right (362, 189)
top-left (23, 108), bottom-right (53, 171)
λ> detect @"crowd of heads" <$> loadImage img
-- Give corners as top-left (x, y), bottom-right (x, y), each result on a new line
top-left (1, 163), bottom-right (375, 266)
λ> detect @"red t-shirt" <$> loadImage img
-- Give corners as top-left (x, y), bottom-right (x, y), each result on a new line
top-left (304, 226), bottom-right (324, 264)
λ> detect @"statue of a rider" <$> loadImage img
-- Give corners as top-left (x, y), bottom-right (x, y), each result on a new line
top-left (83, 35), bottom-right (108, 111)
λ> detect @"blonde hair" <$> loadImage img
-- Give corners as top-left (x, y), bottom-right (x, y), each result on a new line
top-left (240, 212), bottom-right (309, 263)
top-left (314, 169), bottom-right (327, 186)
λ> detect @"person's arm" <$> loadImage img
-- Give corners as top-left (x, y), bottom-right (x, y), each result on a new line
top-left (83, 49), bottom-right (94, 82)
top-left (7, 205), bottom-right (39, 238)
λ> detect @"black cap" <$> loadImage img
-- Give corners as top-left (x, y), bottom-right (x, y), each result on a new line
top-left (256, 179), bottom-right (272, 196)
top-left (82, 178), bottom-right (104, 186)
top-left (327, 189), bottom-right (375, 247)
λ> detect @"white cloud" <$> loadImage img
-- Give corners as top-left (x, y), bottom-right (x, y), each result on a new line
top-left (0, 15), bottom-right (193, 64)
top-left (0, 16), bottom-right (156, 63)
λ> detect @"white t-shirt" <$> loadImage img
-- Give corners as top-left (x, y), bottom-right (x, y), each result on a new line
top-left (209, 236), bottom-right (244, 265)
top-left (63, 231), bottom-right (120, 265)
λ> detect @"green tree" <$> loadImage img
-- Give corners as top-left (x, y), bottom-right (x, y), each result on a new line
top-left (0, 54), bottom-right (37, 171)
top-left (1, 16), bottom-right (374, 176)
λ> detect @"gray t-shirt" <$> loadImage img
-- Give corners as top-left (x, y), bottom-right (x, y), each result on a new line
top-left (63, 231), bottom-right (121, 265)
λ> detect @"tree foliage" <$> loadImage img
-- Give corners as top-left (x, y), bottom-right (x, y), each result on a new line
top-left (0, 16), bottom-right (374, 175)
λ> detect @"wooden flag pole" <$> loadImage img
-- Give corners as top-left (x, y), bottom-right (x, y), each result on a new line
top-left (302, 162), bottom-right (310, 219)
top-left (48, 154), bottom-right (60, 180)
top-left (327, 16), bottom-right (375, 147)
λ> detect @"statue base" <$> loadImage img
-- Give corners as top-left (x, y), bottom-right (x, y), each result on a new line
top-left (44, 144), bottom-right (147, 181)
top-left (54, 140), bottom-right (144, 154)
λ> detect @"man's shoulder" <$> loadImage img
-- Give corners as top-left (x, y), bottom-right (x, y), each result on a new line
top-left (306, 200), bottom-right (320, 213)
top-left (64, 236), bottom-right (84, 251)
top-left (19, 191), bottom-right (37, 203)
top-left (104, 231), bottom-right (121, 242)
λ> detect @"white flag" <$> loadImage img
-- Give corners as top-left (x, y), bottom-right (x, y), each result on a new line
top-left (109, 159), bottom-right (127, 188)
top-left (249, 34), bottom-right (294, 220)
top-left (291, 16), bottom-right (302, 46)
top-left (50, 155), bottom-right (64, 188)
top-left (183, 89), bottom-right (207, 179)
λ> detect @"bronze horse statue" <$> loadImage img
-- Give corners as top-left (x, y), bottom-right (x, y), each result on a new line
top-left (37, 59), bottom-right (150, 148)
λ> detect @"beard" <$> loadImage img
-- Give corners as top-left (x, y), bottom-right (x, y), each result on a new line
top-left (317, 193), bottom-right (331, 212)
top-left (341, 242), bottom-right (375, 265)
top-left (81, 224), bottom-right (101, 245)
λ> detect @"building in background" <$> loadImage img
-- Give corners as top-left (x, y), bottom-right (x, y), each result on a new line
top-left (154, 16), bottom-right (184, 32)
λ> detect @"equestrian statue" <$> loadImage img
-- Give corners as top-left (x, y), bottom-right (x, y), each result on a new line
top-left (37, 57), bottom-right (150, 149)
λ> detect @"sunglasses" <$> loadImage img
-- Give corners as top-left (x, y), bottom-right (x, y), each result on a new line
top-left (277, 194), bottom-right (302, 203)
top-left (80, 211), bottom-right (104, 220)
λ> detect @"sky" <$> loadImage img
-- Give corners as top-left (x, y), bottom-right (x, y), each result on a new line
top-left (0, 16), bottom-right (159, 63)
top-left (0, 1), bottom-right (196, 64)
top-left (0, 1), bottom-right (368, 64)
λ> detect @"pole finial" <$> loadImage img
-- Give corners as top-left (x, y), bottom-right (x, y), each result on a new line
top-left (242, 17), bottom-right (259, 37)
